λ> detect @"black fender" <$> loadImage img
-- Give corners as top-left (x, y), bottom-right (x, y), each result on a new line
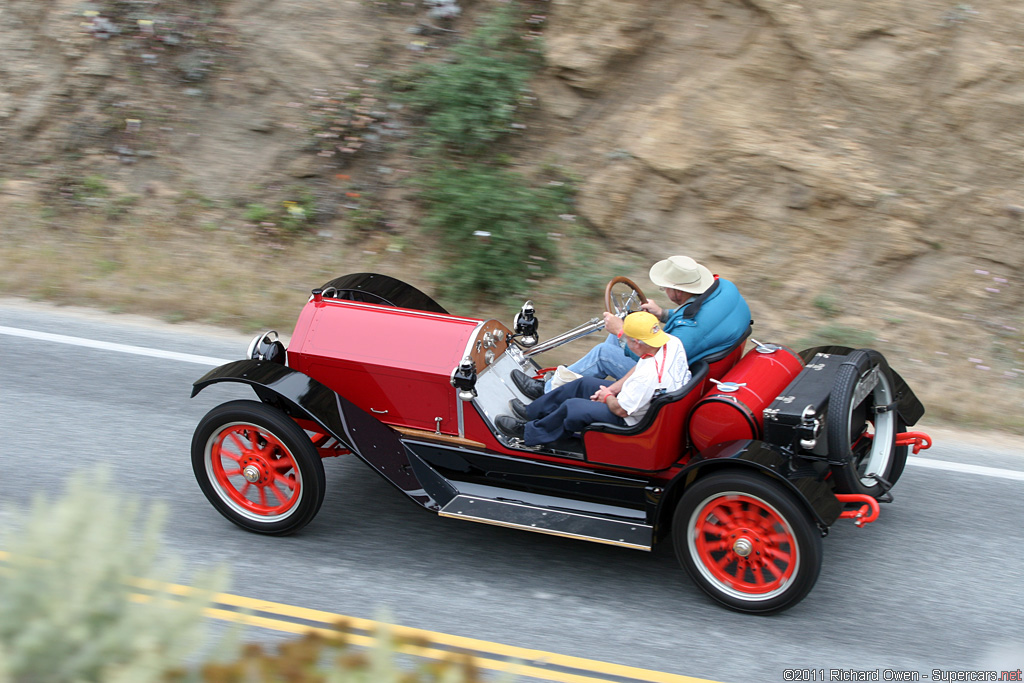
top-left (654, 440), bottom-right (842, 541)
top-left (191, 360), bottom-right (457, 511)
top-left (318, 273), bottom-right (448, 314)
top-left (799, 345), bottom-right (925, 426)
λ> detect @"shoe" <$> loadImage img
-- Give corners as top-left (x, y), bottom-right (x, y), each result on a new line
top-left (509, 398), bottom-right (529, 420)
top-left (495, 415), bottom-right (526, 439)
top-left (549, 365), bottom-right (583, 390)
top-left (510, 369), bottom-right (544, 399)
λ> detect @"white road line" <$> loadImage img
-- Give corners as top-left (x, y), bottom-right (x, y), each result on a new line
top-left (0, 325), bottom-right (232, 366)
top-left (907, 456), bottom-right (1024, 481)
top-left (4, 324), bottom-right (1024, 481)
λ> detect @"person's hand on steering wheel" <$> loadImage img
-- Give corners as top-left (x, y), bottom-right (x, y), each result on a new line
top-left (603, 311), bottom-right (624, 337)
top-left (603, 276), bottom-right (647, 335)
top-left (641, 300), bottom-right (665, 320)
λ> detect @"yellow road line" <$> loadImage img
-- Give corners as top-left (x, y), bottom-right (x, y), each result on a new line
top-left (149, 581), bottom-right (722, 683)
top-left (3, 554), bottom-right (723, 683)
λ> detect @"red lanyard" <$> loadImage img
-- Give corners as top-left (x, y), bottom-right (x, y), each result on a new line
top-left (642, 345), bottom-right (669, 383)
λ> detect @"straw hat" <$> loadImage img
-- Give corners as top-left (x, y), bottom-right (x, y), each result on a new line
top-left (649, 255), bottom-right (714, 294)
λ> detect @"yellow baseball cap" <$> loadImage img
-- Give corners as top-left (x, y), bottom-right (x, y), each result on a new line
top-left (622, 311), bottom-right (672, 347)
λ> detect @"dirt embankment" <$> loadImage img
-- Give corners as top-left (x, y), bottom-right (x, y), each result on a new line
top-left (1, 0), bottom-right (1022, 432)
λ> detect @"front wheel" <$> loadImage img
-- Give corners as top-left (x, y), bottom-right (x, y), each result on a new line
top-left (192, 400), bottom-right (326, 535)
top-left (672, 471), bottom-right (823, 614)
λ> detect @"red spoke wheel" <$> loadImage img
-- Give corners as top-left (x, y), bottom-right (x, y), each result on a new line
top-left (673, 471), bottom-right (822, 614)
top-left (192, 400), bottom-right (325, 535)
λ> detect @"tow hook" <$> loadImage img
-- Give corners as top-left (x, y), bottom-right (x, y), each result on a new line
top-left (896, 431), bottom-right (932, 454)
top-left (835, 494), bottom-right (880, 527)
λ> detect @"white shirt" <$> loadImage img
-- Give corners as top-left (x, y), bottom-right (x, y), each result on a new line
top-left (616, 336), bottom-right (690, 426)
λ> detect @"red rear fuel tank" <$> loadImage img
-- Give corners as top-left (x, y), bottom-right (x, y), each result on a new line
top-left (688, 344), bottom-right (803, 452)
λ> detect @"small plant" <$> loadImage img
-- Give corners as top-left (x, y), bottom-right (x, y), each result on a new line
top-left (280, 195), bottom-right (315, 234)
top-left (812, 292), bottom-right (842, 318)
top-left (95, 257), bottom-right (123, 274)
top-left (347, 204), bottom-right (386, 233)
top-left (244, 203), bottom-right (273, 223)
top-left (81, 174), bottom-right (111, 198)
top-left (799, 324), bottom-right (877, 349)
top-left (419, 163), bottom-right (572, 299)
top-left (244, 194), bottom-right (317, 236)
top-left (107, 194), bottom-right (141, 220)
top-left (403, 2), bottom-right (540, 156)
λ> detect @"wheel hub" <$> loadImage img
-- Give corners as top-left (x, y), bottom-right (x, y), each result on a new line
top-left (733, 537), bottom-right (753, 557)
top-left (242, 464), bottom-right (262, 483)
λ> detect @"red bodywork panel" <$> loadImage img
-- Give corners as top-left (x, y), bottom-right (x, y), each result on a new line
top-left (688, 346), bottom-right (804, 452)
top-left (287, 297), bottom-right (479, 434)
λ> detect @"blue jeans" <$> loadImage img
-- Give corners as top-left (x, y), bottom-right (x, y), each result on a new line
top-left (524, 377), bottom-right (625, 445)
top-left (544, 333), bottom-right (637, 391)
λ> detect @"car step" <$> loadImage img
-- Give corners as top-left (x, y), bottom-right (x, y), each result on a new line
top-left (438, 494), bottom-right (653, 551)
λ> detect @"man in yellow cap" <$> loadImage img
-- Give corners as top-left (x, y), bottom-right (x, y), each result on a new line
top-left (511, 255), bottom-right (750, 399)
top-left (497, 312), bottom-right (691, 446)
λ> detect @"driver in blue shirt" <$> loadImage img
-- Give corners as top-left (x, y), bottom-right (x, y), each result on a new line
top-left (512, 255), bottom-right (751, 398)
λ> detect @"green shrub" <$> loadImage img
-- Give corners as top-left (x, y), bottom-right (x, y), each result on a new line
top-left (404, 3), bottom-right (538, 156)
top-left (419, 163), bottom-right (571, 300)
top-left (798, 323), bottom-right (877, 349)
top-left (0, 473), bottom-right (502, 682)
top-left (81, 175), bottom-right (111, 197)
top-left (0, 469), bottom-right (227, 683)
top-left (398, 1), bottom-right (573, 301)
top-left (244, 203), bottom-right (273, 223)
top-left (812, 292), bottom-right (841, 318)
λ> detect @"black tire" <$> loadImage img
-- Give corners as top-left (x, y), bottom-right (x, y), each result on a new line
top-left (192, 400), bottom-right (326, 535)
top-left (826, 350), bottom-right (900, 497)
top-left (672, 471), bottom-right (823, 614)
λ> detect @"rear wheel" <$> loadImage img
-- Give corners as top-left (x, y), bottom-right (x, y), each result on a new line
top-left (826, 350), bottom-right (900, 497)
top-left (192, 400), bottom-right (326, 535)
top-left (673, 471), bottom-right (822, 614)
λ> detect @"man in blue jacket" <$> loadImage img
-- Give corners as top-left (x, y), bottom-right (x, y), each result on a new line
top-left (512, 255), bottom-right (752, 398)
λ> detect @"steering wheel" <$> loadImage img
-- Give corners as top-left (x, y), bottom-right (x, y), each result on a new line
top-left (604, 276), bottom-right (648, 317)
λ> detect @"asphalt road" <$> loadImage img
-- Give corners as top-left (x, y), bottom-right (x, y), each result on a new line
top-left (2, 299), bottom-right (1023, 683)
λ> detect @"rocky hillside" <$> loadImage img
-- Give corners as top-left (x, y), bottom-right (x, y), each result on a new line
top-left (1, 0), bottom-right (1022, 431)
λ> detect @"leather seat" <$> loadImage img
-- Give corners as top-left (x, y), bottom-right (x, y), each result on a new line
top-left (581, 361), bottom-right (710, 470)
top-left (583, 361), bottom-right (709, 438)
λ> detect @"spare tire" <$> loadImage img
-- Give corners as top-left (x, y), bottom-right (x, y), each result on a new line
top-left (826, 349), bottom-right (901, 497)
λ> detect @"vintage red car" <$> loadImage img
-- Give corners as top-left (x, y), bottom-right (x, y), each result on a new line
top-left (190, 273), bottom-right (930, 614)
